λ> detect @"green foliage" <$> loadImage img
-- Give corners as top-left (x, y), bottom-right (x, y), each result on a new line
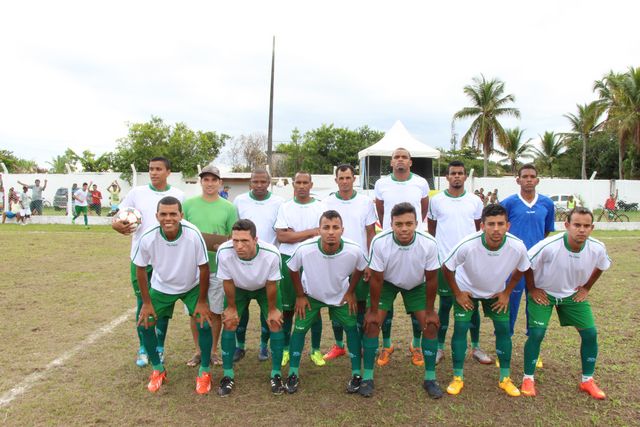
top-left (0, 150), bottom-right (38, 173)
top-left (434, 147), bottom-right (508, 177)
top-left (494, 127), bottom-right (534, 174)
top-left (48, 149), bottom-right (113, 173)
top-left (276, 124), bottom-right (384, 176)
top-left (532, 131), bottom-right (565, 178)
top-left (110, 116), bottom-right (229, 182)
top-left (563, 101), bottom-right (606, 179)
top-left (555, 131), bottom-right (619, 179)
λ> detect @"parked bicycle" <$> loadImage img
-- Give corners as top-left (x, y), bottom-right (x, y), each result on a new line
top-left (596, 207), bottom-right (629, 222)
top-left (555, 206), bottom-right (569, 221)
top-left (617, 199), bottom-right (639, 212)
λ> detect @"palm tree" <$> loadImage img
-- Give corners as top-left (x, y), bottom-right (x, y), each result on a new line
top-left (453, 75), bottom-right (520, 176)
top-left (494, 127), bottom-right (534, 174)
top-left (532, 131), bottom-right (564, 177)
top-left (594, 66), bottom-right (640, 179)
top-left (563, 101), bottom-right (605, 179)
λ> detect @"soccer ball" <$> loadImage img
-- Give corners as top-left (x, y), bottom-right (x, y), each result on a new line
top-left (117, 207), bottom-right (142, 231)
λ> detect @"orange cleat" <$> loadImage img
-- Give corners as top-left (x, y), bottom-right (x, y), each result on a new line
top-left (521, 378), bottom-right (536, 397)
top-left (579, 378), bottom-right (606, 400)
top-left (147, 369), bottom-right (167, 393)
top-left (196, 372), bottom-right (212, 395)
top-left (323, 344), bottom-right (347, 361)
top-left (376, 346), bottom-right (395, 367)
top-left (410, 345), bottom-right (424, 366)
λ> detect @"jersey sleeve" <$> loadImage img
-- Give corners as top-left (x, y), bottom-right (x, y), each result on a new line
top-left (544, 199), bottom-right (555, 233)
top-left (215, 251), bottom-right (232, 280)
top-left (268, 253), bottom-right (283, 281)
top-left (426, 197), bottom-right (437, 220)
top-left (423, 240), bottom-right (441, 271)
top-left (355, 247), bottom-right (368, 271)
top-left (443, 242), bottom-right (467, 271)
top-left (119, 188), bottom-right (135, 210)
top-left (365, 199), bottom-right (378, 226)
top-left (473, 197), bottom-right (483, 220)
top-left (527, 240), bottom-right (546, 271)
top-left (368, 238), bottom-right (386, 272)
top-left (274, 204), bottom-right (289, 230)
top-left (286, 248), bottom-right (302, 272)
top-left (132, 237), bottom-right (150, 267)
top-left (515, 243), bottom-right (532, 272)
top-left (595, 245), bottom-right (612, 271)
top-left (420, 179), bottom-right (430, 197)
top-left (194, 229), bottom-right (209, 266)
top-left (373, 179), bottom-right (383, 200)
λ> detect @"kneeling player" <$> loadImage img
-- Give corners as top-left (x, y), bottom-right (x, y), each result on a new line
top-left (443, 204), bottom-right (530, 397)
top-left (521, 207), bottom-right (610, 399)
top-left (217, 219), bottom-right (286, 396)
top-left (285, 210), bottom-right (368, 394)
top-left (363, 202), bottom-right (442, 398)
top-left (134, 196), bottom-right (214, 394)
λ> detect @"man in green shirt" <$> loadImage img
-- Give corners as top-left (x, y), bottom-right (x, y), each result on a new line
top-left (183, 165), bottom-right (238, 367)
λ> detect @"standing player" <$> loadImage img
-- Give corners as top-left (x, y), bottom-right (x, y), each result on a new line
top-left (113, 157), bottom-right (184, 367)
top-left (134, 196), bottom-right (214, 394)
top-left (284, 210), bottom-right (368, 394)
top-left (72, 182), bottom-right (92, 228)
top-left (18, 186), bottom-right (32, 225)
top-left (233, 168), bottom-right (284, 362)
top-left (216, 219), bottom-right (286, 396)
top-left (443, 204), bottom-right (530, 397)
top-left (501, 164), bottom-right (554, 365)
top-left (183, 165), bottom-right (238, 368)
top-left (373, 148), bottom-right (430, 366)
top-left (321, 164), bottom-right (377, 361)
top-left (275, 171), bottom-right (325, 367)
top-left (363, 203), bottom-right (442, 398)
top-left (521, 207), bottom-right (610, 399)
top-left (427, 161), bottom-right (491, 365)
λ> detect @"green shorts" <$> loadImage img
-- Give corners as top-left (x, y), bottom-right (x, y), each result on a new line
top-left (74, 205), bottom-right (88, 215)
top-left (294, 296), bottom-right (356, 332)
top-left (368, 281), bottom-right (426, 313)
top-left (527, 293), bottom-right (595, 329)
top-left (149, 285), bottom-right (202, 319)
top-left (130, 262), bottom-right (153, 296)
top-left (355, 276), bottom-right (369, 302)
top-left (436, 268), bottom-right (452, 296)
top-left (224, 287), bottom-right (282, 321)
top-left (280, 254), bottom-right (296, 311)
top-left (453, 297), bottom-right (509, 322)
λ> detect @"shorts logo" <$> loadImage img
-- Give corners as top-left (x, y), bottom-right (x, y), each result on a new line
top-left (294, 326), bottom-right (305, 331)
top-left (455, 313), bottom-right (466, 317)
top-left (533, 321), bottom-right (545, 326)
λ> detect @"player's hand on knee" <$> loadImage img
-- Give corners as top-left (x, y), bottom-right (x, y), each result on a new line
top-left (341, 292), bottom-right (357, 315)
top-left (295, 296), bottom-right (310, 319)
top-left (424, 309), bottom-right (440, 330)
top-left (268, 308), bottom-right (283, 330)
top-left (363, 310), bottom-right (381, 334)
top-left (137, 303), bottom-right (157, 329)
top-left (530, 288), bottom-right (550, 305)
top-left (222, 307), bottom-right (239, 330)
top-left (491, 291), bottom-right (510, 313)
top-left (194, 302), bottom-right (213, 327)
top-left (363, 267), bottom-right (372, 282)
top-left (455, 292), bottom-right (473, 311)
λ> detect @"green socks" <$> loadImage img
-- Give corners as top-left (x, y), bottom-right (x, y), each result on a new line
top-left (260, 315), bottom-right (270, 348)
top-left (310, 315), bottom-right (322, 352)
top-left (494, 320), bottom-right (512, 379)
top-left (523, 327), bottom-right (546, 375)
top-left (236, 310), bottom-right (249, 349)
top-left (437, 295), bottom-right (453, 347)
top-left (289, 331), bottom-right (306, 374)
top-left (221, 329), bottom-right (236, 374)
top-left (332, 320), bottom-right (344, 346)
top-left (197, 321), bottom-right (213, 372)
top-left (282, 313), bottom-right (293, 347)
top-left (451, 321), bottom-right (470, 371)
top-left (155, 317), bottom-right (169, 349)
top-left (345, 326), bottom-right (362, 375)
top-left (579, 328), bottom-right (598, 377)
top-left (422, 336), bottom-right (438, 380)
top-left (362, 336), bottom-right (378, 380)
top-left (270, 330), bottom-right (284, 377)
top-left (469, 306), bottom-right (481, 347)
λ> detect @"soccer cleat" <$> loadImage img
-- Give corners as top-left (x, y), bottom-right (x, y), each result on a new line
top-left (285, 374), bottom-right (299, 394)
top-left (136, 348), bottom-right (149, 368)
top-left (358, 379), bottom-right (374, 397)
top-left (156, 346), bottom-right (165, 364)
top-left (147, 369), bottom-right (167, 393)
top-left (217, 376), bottom-right (235, 397)
top-left (521, 378), bottom-right (536, 397)
top-left (233, 348), bottom-right (246, 362)
top-left (310, 350), bottom-right (326, 366)
top-left (536, 356), bottom-right (544, 369)
top-left (323, 344), bottom-right (347, 361)
top-left (346, 374), bottom-right (362, 393)
top-left (499, 377), bottom-right (521, 397)
top-left (258, 346), bottom-right (270, 362)
top-left (435, 349), bottom-right (445, 365)
top-left (281, 350), bottom-right (290, 367)
top-left (410, 344), bottom-right (424, 366)
top-left (195, 372), bottom-right (212, 395)
top-left (376, 346), bottom-right (395, 367)
top-left (472, 347), bottom-right (493, 364)
top-left (270, 374), bottom-right (285, 395)
top-left (447, 376), bottom-right (464, 395)
top-left (579, 378), bottom-right (606, 400)
top-left (423, 380), bottom-right (444, 399)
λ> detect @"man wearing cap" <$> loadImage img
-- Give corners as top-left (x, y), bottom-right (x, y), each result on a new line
top-left (183, 165), bottom-right (238, 368)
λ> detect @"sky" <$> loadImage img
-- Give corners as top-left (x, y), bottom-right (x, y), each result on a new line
top-left (1, 0), bottom-right (638, 168)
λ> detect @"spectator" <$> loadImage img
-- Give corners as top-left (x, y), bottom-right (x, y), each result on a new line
top-left (485, 191), bottom-right (493, 206)
top-left (567, 195), bottom-right (576, 209)
top-left (604, 189), bottom-right (618, 220)
top-left (0, 174), bottom-right (4, 211)
top-left (18, 186), bottom-right (32, 225)
top-left (219, 185), bottom-right (230, 199)
top-left (89, 184), bottom-right (103, 216)
top-left (493, 189), bottom-right (499, 202)
top-left (17, 178), bottom-right (47, 215)
top-left (107, 180), bottom-right (121, 216)
top-left (2, 187), bottom-right (20, 224)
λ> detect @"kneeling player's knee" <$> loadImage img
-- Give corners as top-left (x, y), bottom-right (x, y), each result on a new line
top-left (364, 323), bottom-right (379, 338)
top-left (423, 324), bottom-right (438, 339)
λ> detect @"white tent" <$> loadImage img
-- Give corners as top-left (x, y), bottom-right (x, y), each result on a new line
top-left (358, 120), bottom-right (440, 159)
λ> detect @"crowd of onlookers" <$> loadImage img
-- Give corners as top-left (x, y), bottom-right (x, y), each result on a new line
top-left (473, 187), bottom-right (499, 205)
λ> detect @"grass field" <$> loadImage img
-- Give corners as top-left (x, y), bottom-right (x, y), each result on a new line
top-left (0, 225), bottom-right (639, 426)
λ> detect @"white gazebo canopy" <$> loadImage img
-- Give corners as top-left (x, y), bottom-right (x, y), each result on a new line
top-left (358, 120), bottom-right (440, 159)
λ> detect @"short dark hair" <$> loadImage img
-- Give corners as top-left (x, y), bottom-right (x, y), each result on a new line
top-left (150, 156), bottom-right (171, 170)
top-left (82, 182), bottom-right (88, 186)
top-left (251, 167), bottom-right (270, 179)
top-left (294, 171), bottom-right (312, 181)
top-left (447, 160), bottom-right (466, 175)
top-left (157, 196), bottom-right (182, 212)
top-left (481, 203), bottom-right (508, 222)
top-left (517, 163), bottom-right (537, 177)
top-left (567, 206), bottom-right (593, 224)
top-left (391, 202), bottom-right (416, 220)
top-left (335, 164), bottom-right (355, 176)
top-left (319, 209), bottom-right (343, 226)
top-left (232, 219), bottom-right (257, 238)
top-left (392, 147), bottom-right (412, 158)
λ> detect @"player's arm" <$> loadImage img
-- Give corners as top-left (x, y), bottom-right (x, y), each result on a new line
top-left (420, 196), bottom-right (429, 222)
top-left (524, 268), bottom-right (549, 305)
top-left (342, 269), bottom-right (363, 314)
top-left (276, 227), bottom-right (318, 244)
top-left (492, 269), bottom-right (524, 313)
top-left (427, 218), bottom-right (437, 237)
top-left (136, 265), bottom-right (156, 329)
top-left (193, 263), bottom-right (213, 327)
top-left (374, 199), bottom-right (384, 228)
top-left (221, 278), bottom-right (240, 329)
top-left (42, 179), bottom-right (48, 191)
top-left (573, 268), bottom-right (605, 302)
top-left (290, 269), bottom-right (310, 319)
top-left (424, 268), bottom-right (440, 329)
top-left (365, 224), bottom-right (375, 250)
top-left (364, 269), bottom-right (383, 330)
top-left (265, 280), bottom-right (283, 329)
top-left (201, 233), bottom-right (230, 252)
top-left (443, 265), bottom-right (473, 311)
top-left (474, 219), bottom-right (481, 231)
top-left (17, 180), bottom-right (27, 187)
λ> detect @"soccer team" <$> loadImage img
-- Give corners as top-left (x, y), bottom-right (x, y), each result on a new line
top-left (112, 150), bottom-right (610, 400)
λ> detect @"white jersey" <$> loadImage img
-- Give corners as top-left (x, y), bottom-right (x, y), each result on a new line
top-left (528, 233), bottom-right (611, 298)
top-left (368, 229), bottom-right (440, 290)
top-left (274, 198), bottom-right (325, 256)
top-left (427, 190), bottom-right (483, 259)
top-left (287, 237), bottom-right (367, 306)
top-left (444, 231), bottom-right (530, 298)
top-left (74, 189), bottom-right (89, 207)
top-left (132, 220), bottom-right (208, 295)
top-left (234, 192), bottom-right (284, 246)
top-left (120, 184), bottom-right (185, 259)
top-left (374, 173), bottom-right (429, 230)
top-left (321, 191), bottom-right (377, 251)
top-left (216, 239), bottom-right (282, 291)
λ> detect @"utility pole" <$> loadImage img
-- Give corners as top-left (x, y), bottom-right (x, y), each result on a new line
top-left (267, 36), bottom-right (275, 171)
